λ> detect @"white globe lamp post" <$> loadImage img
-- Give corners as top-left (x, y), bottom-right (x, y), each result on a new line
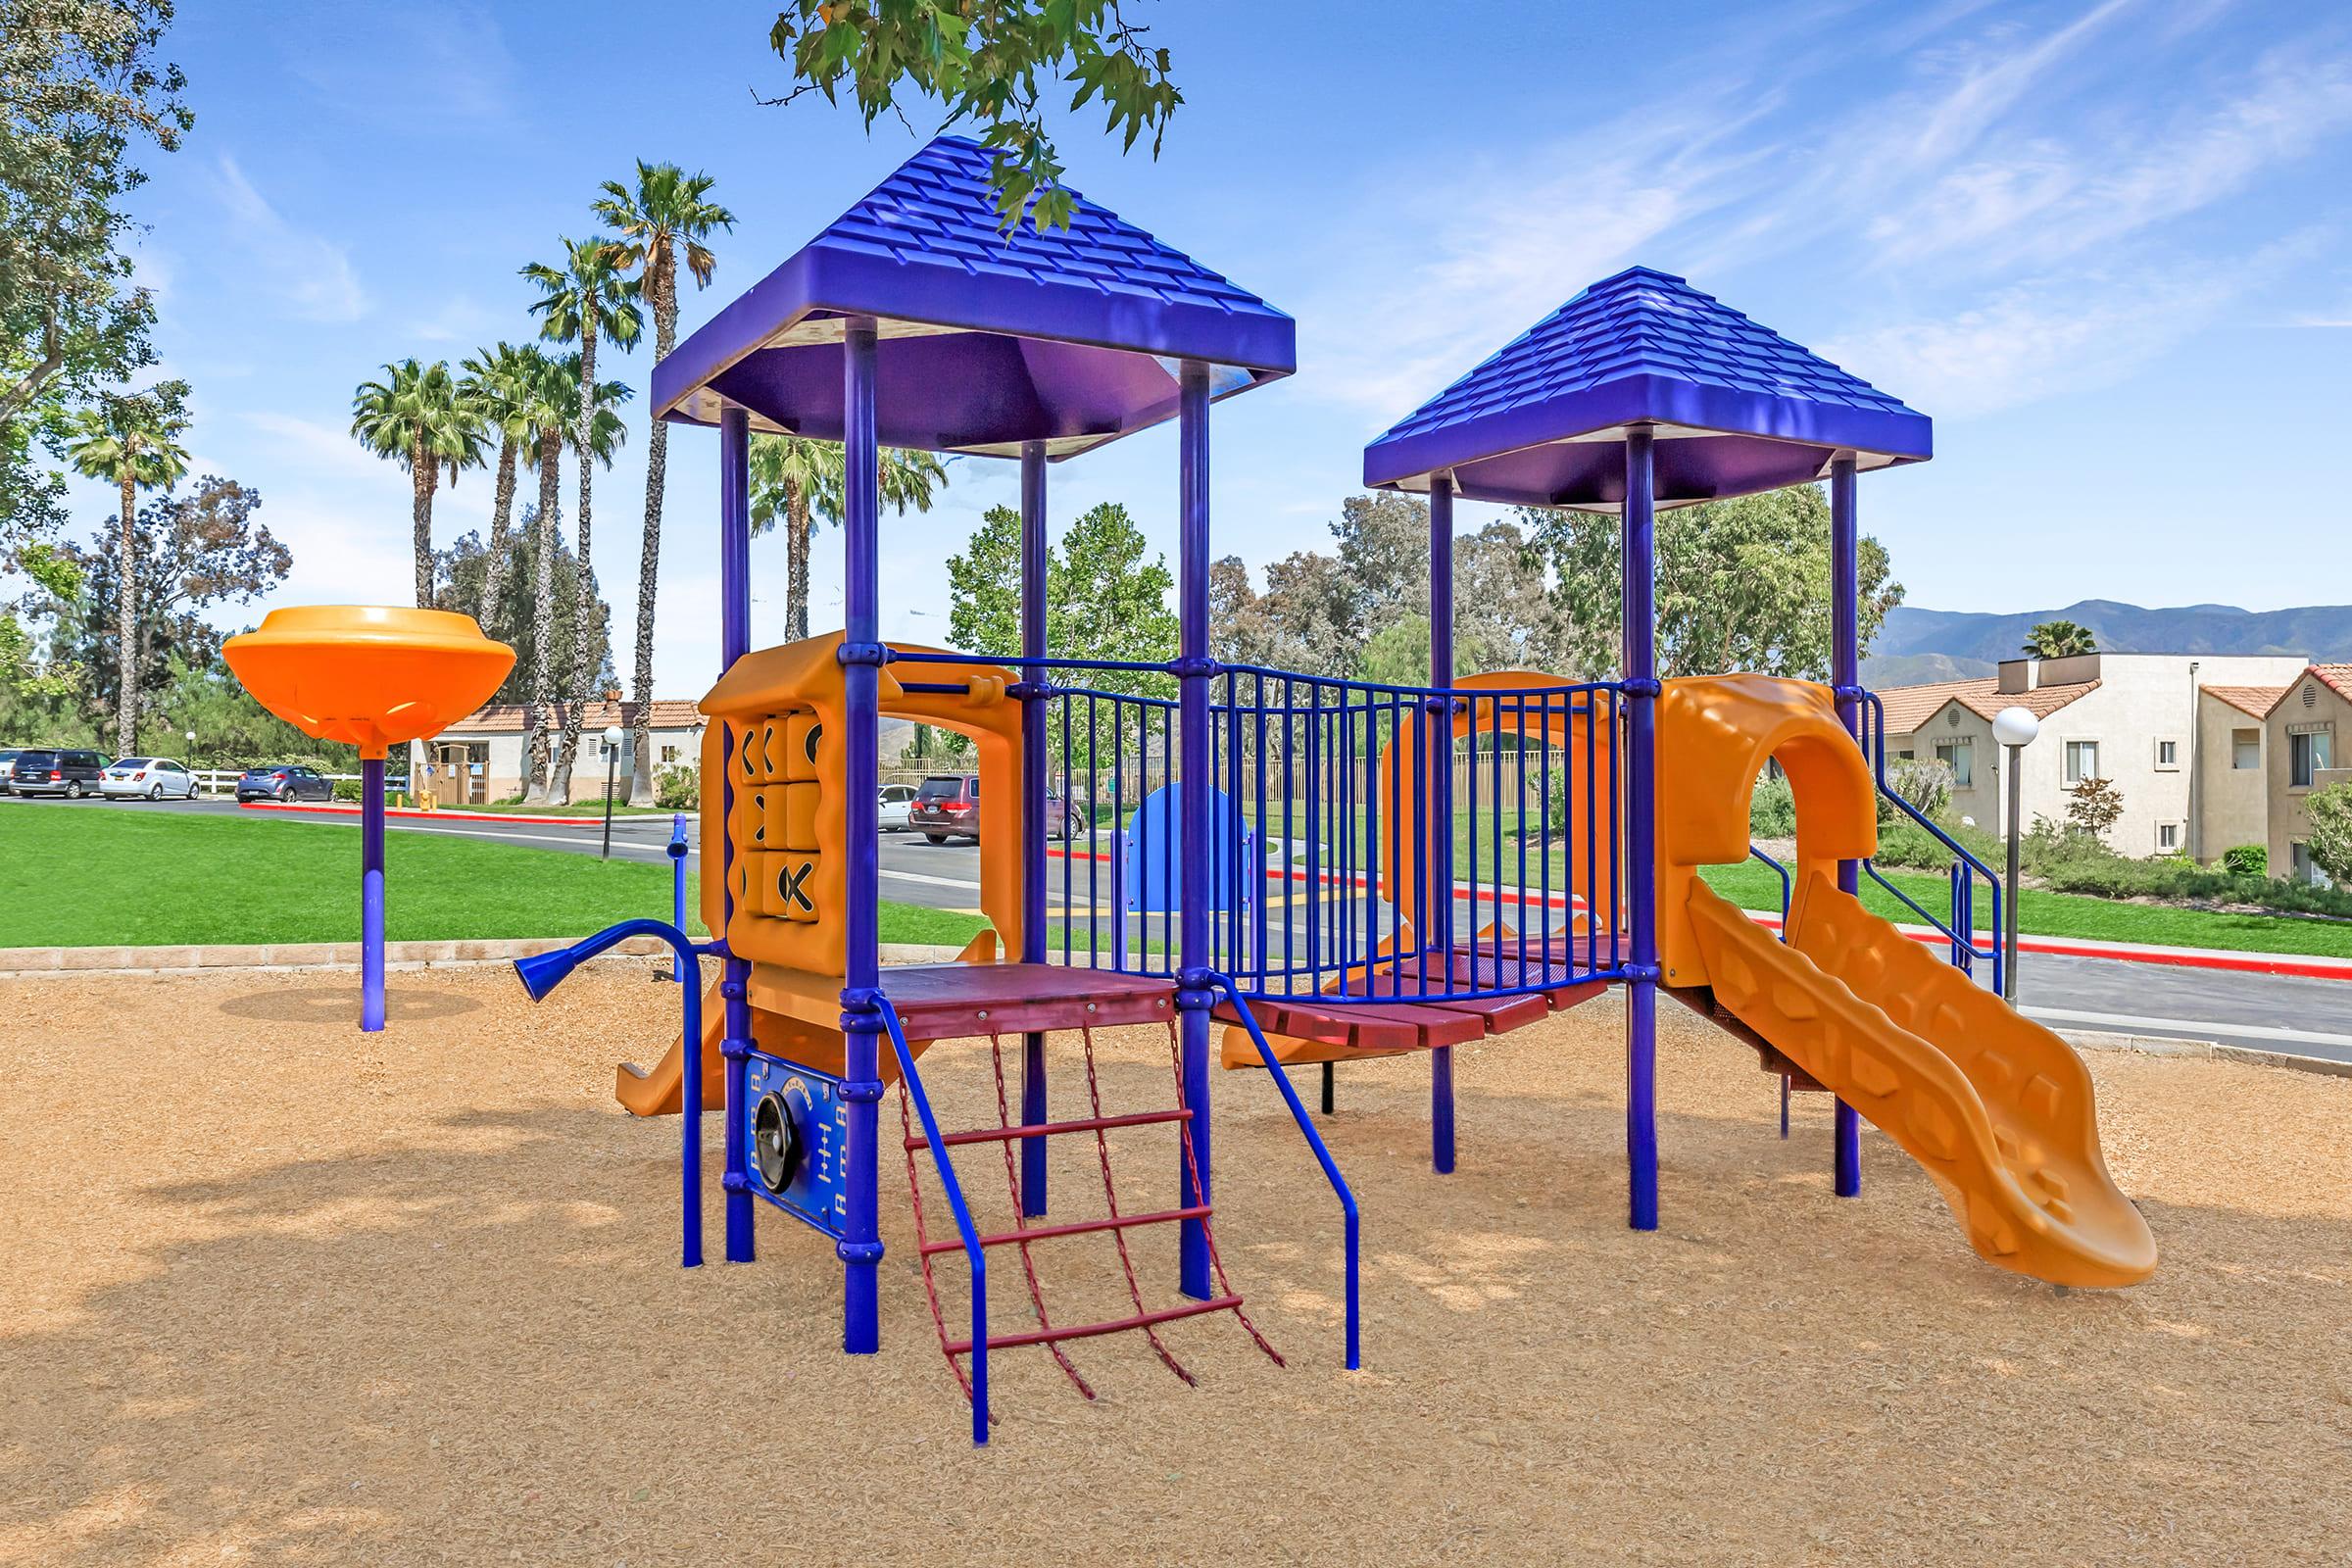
top-left (1990, 707), bottom-right (2040, 999)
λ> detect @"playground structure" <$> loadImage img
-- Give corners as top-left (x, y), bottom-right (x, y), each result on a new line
top-left (222, 605), bottom-right (514, 1031)
top-left (514, 137), bottom-right (2155, 1445)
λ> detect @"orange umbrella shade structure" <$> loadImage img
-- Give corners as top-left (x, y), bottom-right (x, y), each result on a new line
top-left (222, 606), bottom-right (514, 760)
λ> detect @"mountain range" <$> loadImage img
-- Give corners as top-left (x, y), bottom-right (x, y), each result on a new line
top-left (1860, 600), bottom-right (2352, 687)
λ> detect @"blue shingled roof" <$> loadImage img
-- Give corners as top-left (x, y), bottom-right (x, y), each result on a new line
top-left (816, 135), bottom-right (1291, 328)
top-left (1362, 268), bottom-right (1931, 508)
top-left (653, 137), bottom-right (1293, 455)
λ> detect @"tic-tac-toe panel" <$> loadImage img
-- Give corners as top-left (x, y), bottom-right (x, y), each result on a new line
top-left (721, 703), bottom-right (843, 971)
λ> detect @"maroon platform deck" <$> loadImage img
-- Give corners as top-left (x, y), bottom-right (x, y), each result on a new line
top-left (879, 963), bottom-right (1177, 1043)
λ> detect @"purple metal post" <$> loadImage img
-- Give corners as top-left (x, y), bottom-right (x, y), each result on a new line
top-left (718, 403), bottom-right (756, 1263)
top-left (1428, 473), bottom-right (1456, 1174)
top-left (1175, 360), bottom-right (1213, 1300)
top-left (839, 317), bottom-right (886, 1352)
top-left (360, 756), bottom-right (386, 1032)
top-left (1622, 427), bottom-right (1660, 1232)
top-left (1018, 439), bottom-right (1050, 1216)
top-left (1830, 454), bottom-right (1863, 1199)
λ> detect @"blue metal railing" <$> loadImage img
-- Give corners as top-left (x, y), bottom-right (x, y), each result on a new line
top-left (877, 996), bottom-right (992, 1446)
top-left (1854, 690), bottom-right (2006, 993)
top-left (1209, 974), bottom-right (1359, 1370)
top-left (910, 649), bottom-right (1627, 1006)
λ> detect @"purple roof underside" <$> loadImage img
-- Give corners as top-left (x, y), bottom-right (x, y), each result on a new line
top-left (654, 136), bottom-right (1294, 458)
top-left (1361, 268), bottom-right (1932, 508)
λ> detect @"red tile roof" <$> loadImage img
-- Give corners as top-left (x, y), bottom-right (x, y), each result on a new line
top-left (442, 699), bottom-right (707, 735)
top-left (2307, 664), bottom-right (2352, 702)
top-left (1875, 676), bottom-right (2097, 736)
top-left (2201, 685), bottom-right (2288, 718)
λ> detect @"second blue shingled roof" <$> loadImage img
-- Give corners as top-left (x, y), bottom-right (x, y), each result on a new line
top-left (1363, 268), bottom-right (1932, 508)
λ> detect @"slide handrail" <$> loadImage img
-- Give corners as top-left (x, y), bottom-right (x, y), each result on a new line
top-left (1853, 689), bottom-right (2006, 993)
top-left (876, 995), bottom-right (992, 1446)
top-left (1207, 973), bottom-right (1360, 1372)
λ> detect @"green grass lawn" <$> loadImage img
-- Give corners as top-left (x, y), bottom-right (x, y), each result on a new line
top-left (1697, 858), bottom-right (2352, 959)
top-left (0, 807), bottom-right (979, 950)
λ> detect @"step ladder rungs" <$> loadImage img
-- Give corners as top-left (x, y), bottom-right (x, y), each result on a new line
top-left (946, 1295), bottom-right (1244, 1355)
top-left (919, 1204), bottom-right (1213, 1257)
top-left (906, 1107), bottom-right (1191, 1152)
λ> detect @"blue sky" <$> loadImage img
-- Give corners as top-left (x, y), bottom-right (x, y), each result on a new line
top-left (73, 0), bottom-right (2352, 692)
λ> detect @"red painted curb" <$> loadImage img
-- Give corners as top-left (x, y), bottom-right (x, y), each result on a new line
top-left (238, 802), bottom-right (606, 827)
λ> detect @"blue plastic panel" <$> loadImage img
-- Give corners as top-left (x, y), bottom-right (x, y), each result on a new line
top-left (743, 1053), bottom-right (850, 1240)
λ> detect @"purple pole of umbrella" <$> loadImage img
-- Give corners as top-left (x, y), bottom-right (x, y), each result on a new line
top-left (1428, 473), bottom-right (1456, 1174)
top-left (1018, 439), bottom-right (1051, 1216)
top-left (719, 404), bottom-right (757, 1263)
top-left (360, 756), bottom-right (386, 1032)
top-left (1622, 428), bottom-right (1659, 1232)
top-left (1175, 360), bottom-right (1213, 1300)
top-left (839, 317), bottom-right (886, 1353)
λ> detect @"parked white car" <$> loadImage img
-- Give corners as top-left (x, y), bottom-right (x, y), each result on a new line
top-left (877, 782), bottom-right (916, 831)
top-left (99, 757), bottom-right (202, 800)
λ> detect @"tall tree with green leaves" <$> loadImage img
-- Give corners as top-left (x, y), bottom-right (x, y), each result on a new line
top-left (349, 358), bottom-right (489, 608)
top-left (456, 341), bottom-right (552, 634)
top-left (764, 1), bottom-right (1181, 228)
top-left (63, 380), bottom-right (187, 753)
top-left (2, 0), bottom-right (191, 551)
top-left (522, 236), bottom-right (641, 795)
top-left (947, 499), bottom-right (1173, 771)
top-left (2022, 618), bottom-right (2096, 659)
top-left (2305, 780), bottom-right (2352, 886)
top-left (541, 357), bottom-right (632, 802)
top-left (1520, 483), bottom-right (1902, 681)
top-left (594, 162), bottom-right (735, 804)
top-left (748, 433), bottom-right (948, 639)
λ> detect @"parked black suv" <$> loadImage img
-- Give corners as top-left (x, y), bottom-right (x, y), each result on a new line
top-left (236, 764), bottom-right (335, 803)
top-left (9, 748), bottom-right (108, 798)
top-left (908, 772), bottom-right (1085, 844)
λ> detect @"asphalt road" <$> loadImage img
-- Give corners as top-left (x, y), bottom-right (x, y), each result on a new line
top-left (13, 791), bottom-right (2349, 1060)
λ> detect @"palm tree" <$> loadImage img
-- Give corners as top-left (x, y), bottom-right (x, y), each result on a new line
top-left (350, 358), bottom-right (489, 607)
top-left (65, 384), bottom-right (190, 756)
top-left (457, 342), bottom-right (553, 632)
top-left (2022, 619), bottom-right (2097, 659)
top-left (595, 162), bottom-right (734, 804)
top-left (523, 236), bottom-right (642, 799)
top-left (514, 354), bottom-right (573, 803)
top-left (542, 356), bottom-right (632, 802)
top-left (749, 434), bottom-right (948, 639)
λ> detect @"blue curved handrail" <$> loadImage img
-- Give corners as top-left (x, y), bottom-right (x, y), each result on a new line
top-left (1748, 845), bottom-right (1791, 933)
top-left (1854, 690), bottom-right (2005, 993)
top-left (876, 995), bottom-right (992, 1446)
top-left (1208, 973), bottom-right (1359, 1372)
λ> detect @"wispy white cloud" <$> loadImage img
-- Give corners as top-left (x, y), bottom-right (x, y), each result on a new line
top-left (1820, 235), bottom-right (2318, 416)
top-left (413, 294), bottom-right (501, 345)
top-left (209, 156), bottom-right (370, 323)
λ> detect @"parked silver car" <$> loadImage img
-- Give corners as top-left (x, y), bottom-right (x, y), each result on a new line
top-left (100, 756), bottom-right (203, 800)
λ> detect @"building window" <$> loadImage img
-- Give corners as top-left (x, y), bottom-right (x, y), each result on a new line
top-left (2157, 822), bottom-right (2179, 853)
top-left (2232, 729), bottom-right (2260, 769)
top-left (2155, 739), bottom-right (2180, 769)
top-left (2291, 842), bottom-right (2330, 888)
top-left (1935, 738), bottom-right (1974, 789)
top-left (2290, 729), bottom-right (2334, 789)
top-left (661, 745), bottom-right (680, 764)
top-left (2064, 740), bottom-right (2099, 784)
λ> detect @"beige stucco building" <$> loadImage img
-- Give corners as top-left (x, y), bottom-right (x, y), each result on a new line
top-left (429, 699), bottom-right (707, 804)
top-left (2262, 665), bottom-right (2350, 885)
top-left (1878, 653), bottom-right (2310, 861)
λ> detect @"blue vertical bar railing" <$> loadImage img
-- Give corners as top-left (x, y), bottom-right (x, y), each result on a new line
top-left (908, 651), bottom-right (1630, 1005)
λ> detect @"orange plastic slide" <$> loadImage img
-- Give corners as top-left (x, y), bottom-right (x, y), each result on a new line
top-left (1688, 874), bottom-right (2156, 1286)
top-left (1654, 673), bottom-right (2155, 1288)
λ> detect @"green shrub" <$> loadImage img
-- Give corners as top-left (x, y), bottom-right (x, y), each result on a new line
top-left (1749, 773), bottom-right (1795, 838)
top-left (2222, 844), bottom-right (2268, 876)
top-left (656, 764), bottom-right (699, 811)
top-left (1872, 818), bottom-right (1957, 870)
